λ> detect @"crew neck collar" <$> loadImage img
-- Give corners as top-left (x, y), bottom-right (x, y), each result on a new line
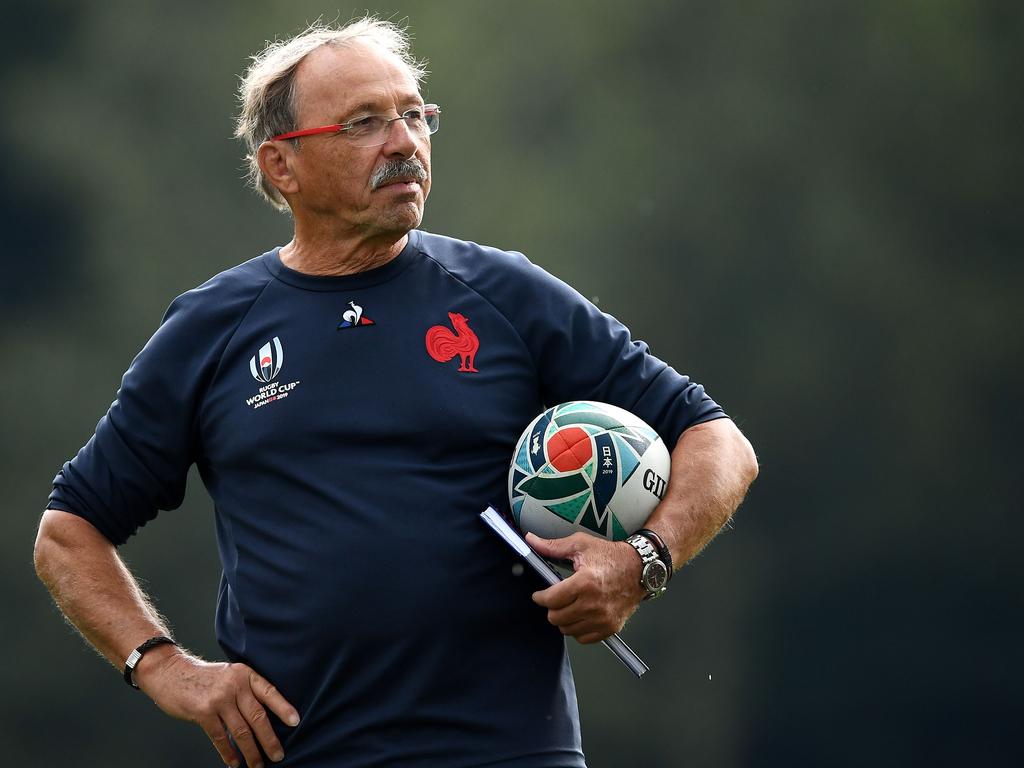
top-left (263, 231), bottom-right (421, 291)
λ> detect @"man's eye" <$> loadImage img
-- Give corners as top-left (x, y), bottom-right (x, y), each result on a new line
top-left (347, 116), bottom-right (379, 133)
top-left (403, 108), bottom-right (425, 121)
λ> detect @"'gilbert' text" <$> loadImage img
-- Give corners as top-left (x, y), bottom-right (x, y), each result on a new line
top-left (643, 468), bottom-right (667, 499)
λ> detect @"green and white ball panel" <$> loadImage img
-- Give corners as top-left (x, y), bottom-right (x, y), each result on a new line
top-left (508, 401), bottom-right (671, 541)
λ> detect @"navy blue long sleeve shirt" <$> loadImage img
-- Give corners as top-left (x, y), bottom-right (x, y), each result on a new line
top-left (50, 230), bottom-right (726, 767)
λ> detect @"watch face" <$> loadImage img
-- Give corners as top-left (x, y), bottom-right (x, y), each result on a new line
top-left (643, 561), bottom-right (669, 591)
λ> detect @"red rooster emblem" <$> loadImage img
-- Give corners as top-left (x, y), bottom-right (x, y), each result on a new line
top-left (425, 311), bottom-right (480, 372)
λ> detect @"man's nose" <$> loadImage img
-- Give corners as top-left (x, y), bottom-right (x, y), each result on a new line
top-left (383, 116), bottom-right (421, 158)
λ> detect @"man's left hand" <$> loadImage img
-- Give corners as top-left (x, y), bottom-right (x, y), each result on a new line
top-left (527, 532), bottom-right (645, 644)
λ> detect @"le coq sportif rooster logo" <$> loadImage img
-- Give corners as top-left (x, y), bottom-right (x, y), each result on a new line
top-left (337, 300), bottom-right (375, 329)
top-left (425, 311), bottom-right (480, 373)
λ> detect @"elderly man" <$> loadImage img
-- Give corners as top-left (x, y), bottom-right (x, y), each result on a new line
top-left (34, 17), bottom-right (756, 768)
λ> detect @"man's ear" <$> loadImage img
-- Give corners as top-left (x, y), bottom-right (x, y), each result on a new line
top-left (258, 141), bottom-right (300, 198)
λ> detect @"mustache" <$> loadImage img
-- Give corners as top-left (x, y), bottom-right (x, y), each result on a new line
top-left (370, 158), bottom-right (428, 190)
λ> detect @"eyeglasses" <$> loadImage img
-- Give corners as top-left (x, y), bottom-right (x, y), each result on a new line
top-left (269, 104), bottom-right (441, 147)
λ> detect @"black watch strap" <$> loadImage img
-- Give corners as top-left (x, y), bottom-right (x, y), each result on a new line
top-left (123, 635), bottom-right (177, 689)
top-left (637, 528), bottom-right (673, 579)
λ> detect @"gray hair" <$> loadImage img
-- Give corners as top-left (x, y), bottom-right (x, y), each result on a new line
top-left (235, 17), bottom-right (428, 211)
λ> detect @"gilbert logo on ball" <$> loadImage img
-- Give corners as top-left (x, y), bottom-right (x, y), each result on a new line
top-left (508, 401), bottom-right (671, 541)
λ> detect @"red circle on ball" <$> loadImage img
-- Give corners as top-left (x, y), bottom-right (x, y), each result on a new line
top-left (547, 427), bottom-right (593, 472)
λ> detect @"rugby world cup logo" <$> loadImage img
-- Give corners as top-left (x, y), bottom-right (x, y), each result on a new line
top-left (250, 337), bottom-right (284, 383)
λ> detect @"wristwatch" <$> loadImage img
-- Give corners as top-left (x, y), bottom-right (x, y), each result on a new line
top-left (625, 533), bottom-right (669, 600)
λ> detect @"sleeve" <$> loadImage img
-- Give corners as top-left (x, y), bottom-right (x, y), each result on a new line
top-left (48, 274), bottom-right (261, 545)
top-left (485, 249), bottom-right (727, 446)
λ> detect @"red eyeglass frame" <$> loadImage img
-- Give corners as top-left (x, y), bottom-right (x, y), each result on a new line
top-left (268, 104), bottom-right (441, 143)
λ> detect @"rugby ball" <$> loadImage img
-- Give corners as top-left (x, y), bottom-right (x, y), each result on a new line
top-left (508, 401), bottom-right (671, 541)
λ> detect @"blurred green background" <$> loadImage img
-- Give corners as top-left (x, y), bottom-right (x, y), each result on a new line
top-left (4, 1), bottom-right (1020, 765)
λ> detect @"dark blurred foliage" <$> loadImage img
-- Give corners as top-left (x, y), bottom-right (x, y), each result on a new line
top-left (4, 1), bottom-right (1021, 766)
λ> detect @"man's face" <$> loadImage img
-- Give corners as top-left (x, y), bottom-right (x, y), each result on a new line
top-left (286, 42), bottom-right (431, 237)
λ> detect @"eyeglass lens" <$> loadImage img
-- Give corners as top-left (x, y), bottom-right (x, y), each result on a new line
top-left (348, 107), bottom-right (440, 147)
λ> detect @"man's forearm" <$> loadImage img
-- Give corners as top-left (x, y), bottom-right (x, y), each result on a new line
top-left (34, 508), bottom-right (301, 765)
top-left (33, 508), bottom-right (173, 674)
top-left (645, 418), bottom-right (758, 571)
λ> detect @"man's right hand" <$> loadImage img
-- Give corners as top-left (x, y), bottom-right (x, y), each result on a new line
top-left (136, 647), bottom-right (300, 768)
